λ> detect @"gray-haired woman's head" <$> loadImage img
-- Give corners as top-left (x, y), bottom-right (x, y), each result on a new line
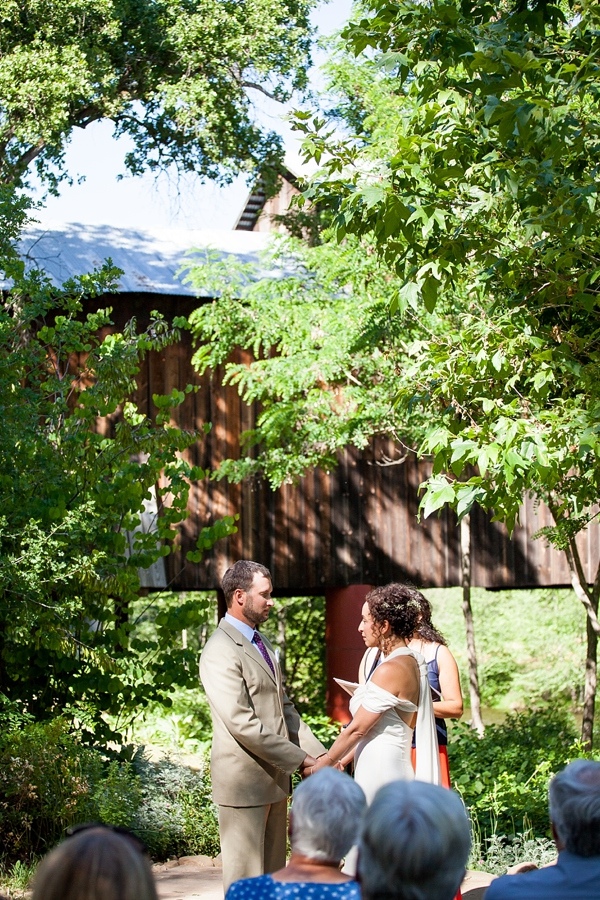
top-left (358, 780), bottom-right (471, 900)
top-left (290, 768), bottom-right (366, 863)
top-left (549, 759), bottom-right (600, 857)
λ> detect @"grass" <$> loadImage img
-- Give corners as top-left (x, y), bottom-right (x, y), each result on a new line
top-left (425, 586), bottom-right (585, 728)
top-left (0, 858), bottom-right (38, 897)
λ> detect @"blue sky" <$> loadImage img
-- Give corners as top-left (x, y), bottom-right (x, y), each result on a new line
top-left (31, 0), bottom-right (353, 232)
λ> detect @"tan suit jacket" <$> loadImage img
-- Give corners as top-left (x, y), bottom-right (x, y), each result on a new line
top-left (199, 619), bottom-right (326, 807)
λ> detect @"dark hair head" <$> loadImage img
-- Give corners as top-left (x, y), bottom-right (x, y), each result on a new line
top-left (405, 587), bottom-right (447, 645)
top-left (32, 826), bottom-right (158, 900)
top-left (222, 560), bottom-right (271, 607)
top-left (366, 584), bottom-right (421, 640)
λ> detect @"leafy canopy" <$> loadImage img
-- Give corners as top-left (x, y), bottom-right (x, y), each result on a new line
top-left (0, 225), bottom-right (237, 742)
top-left (303, 0), bottom-right (600, 312)
top-left (185, 236), bottom-right (428, 485)
top-left (0, 0), bottom-right (315, 190)
top-left (291, 0), bottom-right (600, 558)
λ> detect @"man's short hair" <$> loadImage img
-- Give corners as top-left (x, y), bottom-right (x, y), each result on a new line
top-left (549, 759), bottom-right (600, 857)
top-left (358, 780), bottom-right (471, 900)
top-left (221, 560), bottom-right (271, 607)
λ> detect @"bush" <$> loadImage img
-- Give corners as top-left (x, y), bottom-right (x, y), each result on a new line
top-left (0, 718), bottom-right (148, 863)
top-left (131, 687), bottom-right (214, 751)
top-left (470, 831), bottom-right (557, 875)
top-left (448, 705), bottom-right (599, 869)
top-left (0, 717), bottom-right (221, 866)
top-left (133, 753), bottom-right (219, 860)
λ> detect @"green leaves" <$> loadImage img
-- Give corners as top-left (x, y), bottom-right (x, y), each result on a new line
top-left (0, 0), bottom-right (315, 188)
top-left (302, 0), bottom-right (600, 321)
top-left (0, 256), bottom-right (227, 741)
top-left (420, 475), bottom-right (456, 520)
top-left (185, 235), bottom-right (423, 486)
top-left (186, 516), bottom-right (239, 562)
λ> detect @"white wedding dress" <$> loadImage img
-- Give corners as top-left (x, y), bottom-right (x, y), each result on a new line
top-left (341, 647), bottom-right (440, 874)
top-left (351, 646), bottom-right (440, 801)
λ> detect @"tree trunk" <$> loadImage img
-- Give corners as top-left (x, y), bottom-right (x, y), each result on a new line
top-left (277, 605), bottom-right (287, 681)
top-left (582, 597), bottom-right (598, 749)
top-left (559, 534), bottom-right (600, 748)
top-left (460, 514), bottom-right (485, 736)
top-left (564, 538), bottom-right (600, 634)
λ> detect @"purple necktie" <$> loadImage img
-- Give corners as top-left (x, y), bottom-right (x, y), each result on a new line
top-left (253, 631), bottom-right (275, 676)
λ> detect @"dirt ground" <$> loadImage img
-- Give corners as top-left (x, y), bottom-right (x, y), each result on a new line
top-left (153, 858), bottom-right (495, 900)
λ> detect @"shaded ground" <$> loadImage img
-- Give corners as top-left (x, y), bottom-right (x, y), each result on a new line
top-left (153, 859), bottom-right (495, 900)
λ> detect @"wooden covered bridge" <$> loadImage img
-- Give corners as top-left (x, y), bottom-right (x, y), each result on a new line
top-left (17, 176), bottom-right (599, 716)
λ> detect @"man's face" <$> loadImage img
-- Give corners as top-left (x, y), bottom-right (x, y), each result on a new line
top-left (241, 572), bottom-right (274, 627)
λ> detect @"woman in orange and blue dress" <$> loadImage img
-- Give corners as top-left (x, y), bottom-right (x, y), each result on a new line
top-left (407, 589), bottom-right (463, 788)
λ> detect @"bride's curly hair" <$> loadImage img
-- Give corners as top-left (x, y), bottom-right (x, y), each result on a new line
top-left (366, 584), bottom-right (421, 639)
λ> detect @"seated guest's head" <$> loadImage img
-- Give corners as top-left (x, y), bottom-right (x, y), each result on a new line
top-left (358, 780), bottom-right (471, 900)
top-left (549, 759), bottom-right (600, 857)
top-left (32, 824), bottom-right (158, 900)
top-left (290, 768), bottom-right (366, 865)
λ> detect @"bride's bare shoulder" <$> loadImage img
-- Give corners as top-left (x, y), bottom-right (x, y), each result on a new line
top-left (371, 653), bottom-right (419, 694)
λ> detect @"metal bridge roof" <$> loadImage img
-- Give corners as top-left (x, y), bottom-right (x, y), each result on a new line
top-left (11, 221), bottom-right (272, 296)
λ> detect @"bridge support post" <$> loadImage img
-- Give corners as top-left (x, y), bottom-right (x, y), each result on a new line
top-left (325, 584), bottom-right (373, 723)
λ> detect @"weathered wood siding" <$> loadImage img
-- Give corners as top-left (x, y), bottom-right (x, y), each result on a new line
top-left (93, 292), bottom-right (599, 593)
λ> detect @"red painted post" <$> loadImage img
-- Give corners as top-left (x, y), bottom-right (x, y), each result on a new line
top-left (325, 584), bottom-right (373, 723)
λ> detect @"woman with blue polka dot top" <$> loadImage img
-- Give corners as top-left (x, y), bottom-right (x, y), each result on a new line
top-left (226, 769), bottom-right (365, 900)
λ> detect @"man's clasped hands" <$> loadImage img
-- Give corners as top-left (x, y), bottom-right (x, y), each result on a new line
top-left (299, 752), bottom-right (344, 778)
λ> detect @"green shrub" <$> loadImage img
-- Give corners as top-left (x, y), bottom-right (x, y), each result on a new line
top-left (0, 718), bottom-right (103, 859)
top-left (92, 759), bottom-right (142, 829)
top-left (0, 719), bottom-right (143, 862)
top-left (133, 754), bottom-right (219, 860)
top-left (180, 775), bottom-right (221, 859)
top-left (131, 688), bottom-right (214, 750)
top-left (449, 705), bottom-right (597, 864)
top-left (0, 716), bottom-right (221, 865)
top-left (470, 831), bottom-right (557, 875)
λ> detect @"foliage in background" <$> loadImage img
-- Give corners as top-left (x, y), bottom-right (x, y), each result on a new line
top-left (450, 707), bottom-right (587, 837)
top-left (133, 755), bottom-right (219, 860)
top-left (297, 0), bottom-right (600, 743)
top-left (0, 0), bottom-right (316, 191)
top-left (0, 716), bottom-right (218, 867)
top-left (185, 239), bottom-right (423, 486)
top-left (123, 591), bottom-right (217, 750)
top-left (426, 587), bottom-right (586, 714)
top-left (131, 592), bottom-right (332, 751)
top-left (471, 832), bottom-right (557, 877)
top-left (0, 717), bottom-right (118, 861)
top-left (131, 687), bottom-right (215, 753)
top-left (261, 594), bottom-right (327, 714)
top-left (0, 245), bottom-right (235, 742)
top-left (448, 706), bottom-right (599, 871)
top-left (187, 0), bottom-right (600, 745)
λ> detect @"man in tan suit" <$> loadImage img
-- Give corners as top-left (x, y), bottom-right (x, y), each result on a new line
top-left (199, 560), bottom-right (327, 891)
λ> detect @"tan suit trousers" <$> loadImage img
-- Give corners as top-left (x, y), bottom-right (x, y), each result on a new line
top-left (218, 798), bottom-right (288, 893)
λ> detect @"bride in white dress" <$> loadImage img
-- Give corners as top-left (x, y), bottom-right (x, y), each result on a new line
top-left (313, 584), bottom-right (440, 800)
